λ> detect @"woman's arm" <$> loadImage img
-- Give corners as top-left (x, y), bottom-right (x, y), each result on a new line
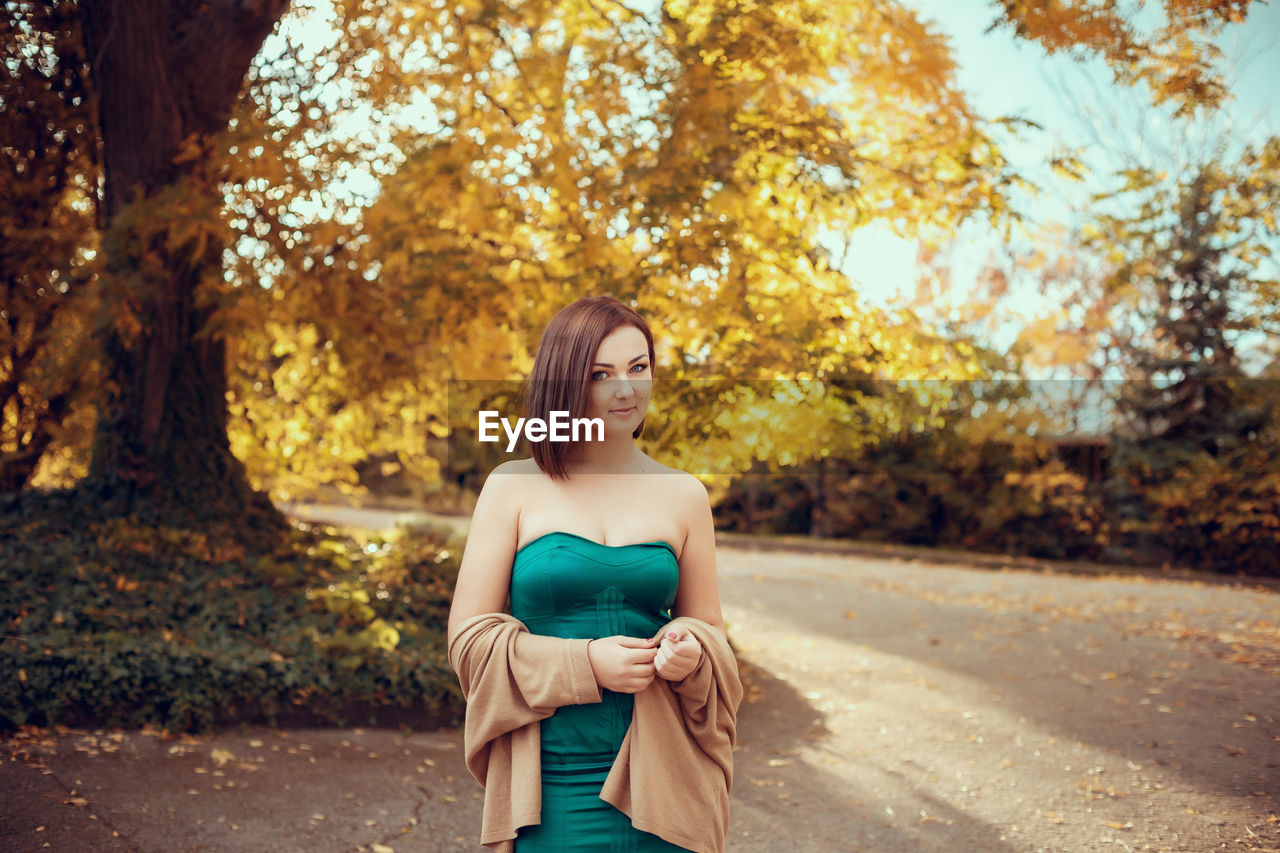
top-left (670, 472), bottom-right (724, 630)
top-left (448, 462), bottom-right (522, 637)
top-left (656, 473), bottom-right (724, 681)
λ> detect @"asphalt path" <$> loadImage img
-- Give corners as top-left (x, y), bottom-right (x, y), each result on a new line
top-left (718, 544), bottom-right (1278, 852)
top-left (2, 505), bottom-right (1277, 852)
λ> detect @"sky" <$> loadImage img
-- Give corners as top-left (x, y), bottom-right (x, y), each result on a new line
top-left (839, 0), bottom-right (1280, 365)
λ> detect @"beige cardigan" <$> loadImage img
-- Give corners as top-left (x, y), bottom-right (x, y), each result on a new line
top-left (448, 612), bottom-right (742, 853)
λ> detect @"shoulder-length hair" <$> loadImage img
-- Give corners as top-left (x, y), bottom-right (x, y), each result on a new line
top-left (525, 295), bottom-right (655, 479)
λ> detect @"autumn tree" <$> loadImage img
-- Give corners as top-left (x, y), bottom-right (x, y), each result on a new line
top-left (2, 0), bottom-right (293, 533)
top-left (991, 0), bottom-right (1254, 116)
top-left (217, 0), bottom-right (1280, 506)
top-left (1, 4), bottom-right (103, 492)
top-left (5, 0), bottom-right (1270, 534)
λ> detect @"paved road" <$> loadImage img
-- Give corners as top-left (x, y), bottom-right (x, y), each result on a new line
top-left (3, 508), bottom-right (1277, 852)
top-left (719, 546), bottom-right (1278, 852)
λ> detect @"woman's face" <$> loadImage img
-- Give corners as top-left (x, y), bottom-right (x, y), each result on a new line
top-left (584, 324), bottom-right (652, 436)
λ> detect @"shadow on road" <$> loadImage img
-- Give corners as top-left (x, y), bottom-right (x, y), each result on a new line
top-left (732, 549), bottom-right (1280, 809)
top-left (730, 653), bottom-right (1024, 852)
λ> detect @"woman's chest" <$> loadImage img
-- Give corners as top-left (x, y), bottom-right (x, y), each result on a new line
top-left (509, 534), bottom-right (680, 629)
top-left (515, 481), bottom-right (685, 556)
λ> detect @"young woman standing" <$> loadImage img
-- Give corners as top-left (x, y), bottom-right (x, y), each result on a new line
top-left (448, 296), bottom-right (741, 852)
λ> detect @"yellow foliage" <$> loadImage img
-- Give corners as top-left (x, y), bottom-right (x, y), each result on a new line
top-left (17, 0), bottom-right (1260, 497)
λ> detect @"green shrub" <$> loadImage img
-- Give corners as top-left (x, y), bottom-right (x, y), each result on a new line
top-left (0, 496), bottom-right (465, 732)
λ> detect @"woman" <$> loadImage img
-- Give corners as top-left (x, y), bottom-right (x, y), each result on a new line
top-left (448, 296), bottom-right (742, 853)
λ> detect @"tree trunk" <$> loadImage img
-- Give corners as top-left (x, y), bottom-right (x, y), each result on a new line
top-left (803, 457), bottom-right (834, 538)
top-left (78, 0), bottom-right (289, 529)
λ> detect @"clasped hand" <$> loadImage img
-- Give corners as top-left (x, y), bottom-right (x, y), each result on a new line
top-left (587, 628), bottom-right (703, 693)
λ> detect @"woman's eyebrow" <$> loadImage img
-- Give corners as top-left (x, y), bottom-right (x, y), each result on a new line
top-left (591, 354), bottom-right (648, 368)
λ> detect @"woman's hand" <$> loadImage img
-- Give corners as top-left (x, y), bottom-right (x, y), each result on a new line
top-left (587, 635), bottom-right (659, 693)
top-left (653, 627), bottom-right (703, 682)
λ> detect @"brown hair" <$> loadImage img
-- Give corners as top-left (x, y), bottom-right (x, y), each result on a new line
top-left (524, 295), bottom-right (655, 479)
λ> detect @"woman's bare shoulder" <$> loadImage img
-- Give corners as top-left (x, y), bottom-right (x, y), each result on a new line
top-left (639, 456), bottom-right (708, 500)
top-left (485, 457), bottom-right (547, 486)
top-left (487, 457), bottom-right (541, 478)
top-left (474, 457), bottom-right (542, 508)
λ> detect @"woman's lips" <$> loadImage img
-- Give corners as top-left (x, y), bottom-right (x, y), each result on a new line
top-left (609, 406), bottom-right (636, 416)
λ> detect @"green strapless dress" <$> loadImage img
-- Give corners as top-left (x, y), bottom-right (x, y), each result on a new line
top-left (509, 531), bottom-right (689, 853)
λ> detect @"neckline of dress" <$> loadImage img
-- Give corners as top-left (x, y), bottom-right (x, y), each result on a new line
top-left (515, 529), bottom-right (677, 557)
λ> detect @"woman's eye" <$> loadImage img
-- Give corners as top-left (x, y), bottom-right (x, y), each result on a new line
top-left (630, 363), bottom-right (649, 373)
top-left (590, 371), bottom-right (608, 381)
